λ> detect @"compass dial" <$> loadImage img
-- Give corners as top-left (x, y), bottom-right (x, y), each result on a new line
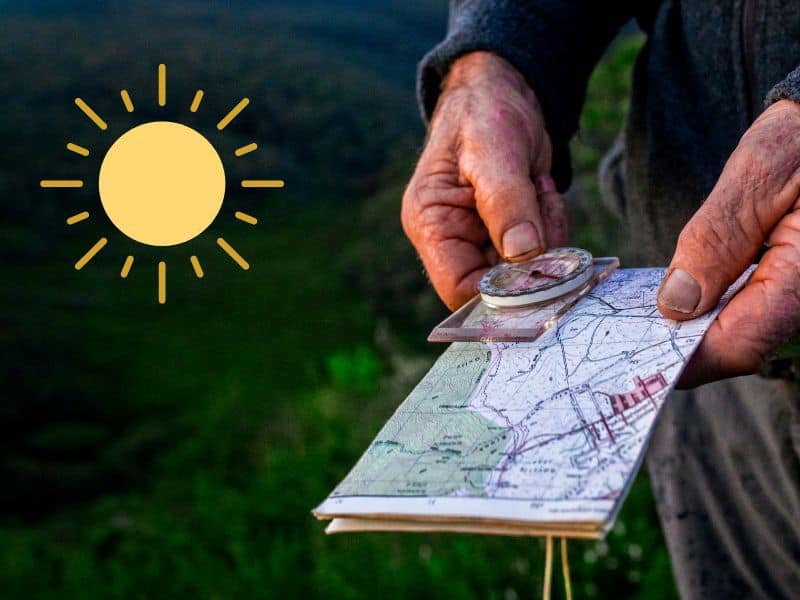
top-left (479, 247), bottom-right (593, 308)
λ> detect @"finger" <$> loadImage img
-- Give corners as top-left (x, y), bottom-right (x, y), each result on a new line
top-left (402, 171), bottom-right (491, 310)
top-left (658, 103), bottom-right (800, 320)
top-left (678, 210), bottom-right (800, 387)
top-left (535, 175), bottom-right (569, 248)
top-left (423, 236), bottom-right (491, 310)
top-left (459, 115), bottom-right (548, 262)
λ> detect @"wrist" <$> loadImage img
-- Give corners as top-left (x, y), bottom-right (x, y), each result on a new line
top-left (446, 52), bottom-right (522, 86)
top-left (444, 52), bottom-right (540, 110)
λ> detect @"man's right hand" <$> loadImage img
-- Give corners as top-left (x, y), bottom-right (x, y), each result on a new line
top-left (402, 51), bottom-right (567, 310)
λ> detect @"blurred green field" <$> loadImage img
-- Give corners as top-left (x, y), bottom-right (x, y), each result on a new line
top-left (0, 2), bottom-right (676, 598)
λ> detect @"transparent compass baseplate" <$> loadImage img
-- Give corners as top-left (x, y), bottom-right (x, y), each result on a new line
top-left (428, 254), bottom-right (619, 343)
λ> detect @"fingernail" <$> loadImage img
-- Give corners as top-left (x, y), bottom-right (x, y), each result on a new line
top-left (502, 222), bottom-right (541, 258)
top-left (658, 268), bottom-right (701, 314)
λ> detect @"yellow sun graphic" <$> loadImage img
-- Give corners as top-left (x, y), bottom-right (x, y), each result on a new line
top-left (40, 63), bottom-right (284, 303)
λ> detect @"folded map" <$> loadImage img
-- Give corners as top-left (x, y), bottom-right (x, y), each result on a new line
top-left (314, 267), bottom-right (751, 539)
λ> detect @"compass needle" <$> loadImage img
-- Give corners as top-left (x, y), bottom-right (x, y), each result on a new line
top-left (479, 248), bottom-right (594, 308)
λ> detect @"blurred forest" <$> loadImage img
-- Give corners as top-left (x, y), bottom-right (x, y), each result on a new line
top-left (0, 1), bottom-right (675, 598)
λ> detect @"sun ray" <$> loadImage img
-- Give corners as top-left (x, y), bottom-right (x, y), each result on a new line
top-left (190, 90), bottom-right (204, 113)
top-left (241, 179), bottom-right (285, 188)
top-left (216, 98), bottom-right (249, 130)
top-left (74, 237), bottom-right (107, 270)
top-left (158, 64), bottom-right (167, 107)
top-left (66, 142), bottom-right (89, 157)
top-left (190, 255), bottom-right (204, 278)
top-left (234, 211), bottom-right (257, 225)
top-left (40, 179), bottom-right (83, 188)
top-left (120, 255), bottom-right (134, 278)
top-left (74, 98), bottom-right (108, 130)
top-left (217, 237), bottom-right (250, 270)
top-left (158, 261), bottom-right (167, 303)
top-left (66, 211), bottom-right (89, 225)
top-left (234, 142), bottom-right (257, 157)
top-left (120, 89), bottom-right (135, 112)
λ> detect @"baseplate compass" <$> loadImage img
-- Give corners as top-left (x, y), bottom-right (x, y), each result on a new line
top-left (429, 247), bottom-right (619, 342)
top-left (479, 247), bottom-right (594, 308)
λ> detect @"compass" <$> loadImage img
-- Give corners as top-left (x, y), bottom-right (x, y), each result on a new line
top-left (478, 247), bottom-right (593, 308)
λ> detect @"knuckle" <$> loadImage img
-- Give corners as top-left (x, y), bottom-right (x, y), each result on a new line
top-left (400, 183), bottom-right (418, 237)
top-left (476, 179), bottom-right (534, 210)
top-left (414, 205), bottom-right (448, 244)
top-left (400, 170), bottom-right (439, 222)
top-left (416, 206), bottom-right (469, 245)
top-left (734, 120), bottom-right (800, 206)
top-left (401, 177), bottom-right (434, 241)
top-left (400, 205), bottom-right (414, 240)
top-left (403, 195), bottom-right (474, 249)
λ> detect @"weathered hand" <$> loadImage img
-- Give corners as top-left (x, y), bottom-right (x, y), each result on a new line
top-left (402, 52), bottom-right (567, 310)
top-left (657, 100), bottom-right (800, 387)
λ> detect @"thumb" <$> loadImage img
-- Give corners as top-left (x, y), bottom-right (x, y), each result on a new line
top-left (460, 137), bottom-right (550, 262)
top-left (657, 209), bottom-right (763, 321)
top-left (658, 104), bottom-right (800, 320)
top-left (657, 187), bottom-right (767, 320)
top-left (475, 174), bottom-right (546, 261)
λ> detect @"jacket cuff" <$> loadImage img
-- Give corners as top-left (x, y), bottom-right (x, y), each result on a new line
top-left (765, 66), bottom-right (800, 107)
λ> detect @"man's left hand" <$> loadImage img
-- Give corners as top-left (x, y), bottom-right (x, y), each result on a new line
top-left (657, 100), bottom-right (800, 387)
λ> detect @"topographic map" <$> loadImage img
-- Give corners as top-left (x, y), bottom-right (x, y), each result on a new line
top-left (315, 268), bottom-right (750, 537)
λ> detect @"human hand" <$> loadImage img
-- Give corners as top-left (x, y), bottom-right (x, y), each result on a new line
top-left (402, 52), bottom-right (568, 310)
top-left (657, 100), bottom-right (800, 387)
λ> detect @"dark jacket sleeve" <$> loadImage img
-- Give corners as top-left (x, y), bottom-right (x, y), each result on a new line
top-left (418, 0), bottom-right (634, 191)
top-left (766, 66), bottom-right (800, 107)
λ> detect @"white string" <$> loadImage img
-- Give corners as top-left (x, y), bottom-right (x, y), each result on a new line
top-left (561, 537), bottom-right (573, 600)
top-left (540, 536), bottom-right (573, 600)
top-left (542, 535), bottom-right (553, 600)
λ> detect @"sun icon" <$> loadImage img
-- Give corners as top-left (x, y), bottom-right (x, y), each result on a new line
top-left (40, 63), bottom-right (284, 303)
